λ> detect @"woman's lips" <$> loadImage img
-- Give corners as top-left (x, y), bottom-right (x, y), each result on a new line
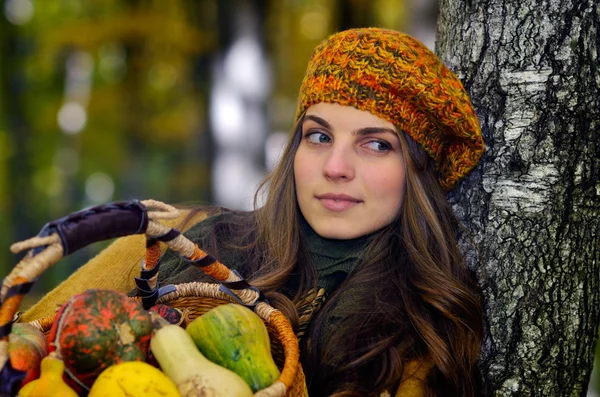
top-left (316, 194), bottom-right (362, 212)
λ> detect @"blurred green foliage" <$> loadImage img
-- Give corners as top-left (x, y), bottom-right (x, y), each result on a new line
top-left (0, 0), bottom-right (220, 297)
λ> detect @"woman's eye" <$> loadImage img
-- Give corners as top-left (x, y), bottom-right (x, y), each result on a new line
top-left (306, 132), bottom-right (331, 144)
top-left (364, 140), bottom-right (391, 152)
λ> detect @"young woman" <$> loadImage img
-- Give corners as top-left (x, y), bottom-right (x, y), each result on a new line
top-left (151, 28), bottom-right (485, 396)
top-left (22, 28), bottom-right (485, 396)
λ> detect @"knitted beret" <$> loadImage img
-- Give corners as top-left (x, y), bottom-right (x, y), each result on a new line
top-left (295, 28), bottom-right (484, 191)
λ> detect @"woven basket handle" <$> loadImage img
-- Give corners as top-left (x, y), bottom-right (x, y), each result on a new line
top-left (30, 200), bottom-right (150, 257)
top-left (136, 217), bottom-right (265, 311)
top-left (0, 199), bottom-right (182, 395)
top-left (0, 199), bottom-right (263, 357)
top-left (0, 198), bottom-right (264, 323)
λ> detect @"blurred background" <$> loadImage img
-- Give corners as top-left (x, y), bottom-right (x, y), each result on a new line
top-left (0, 0), bottom-right (597, 393)
top-left (0, 0), bottom-right (438, 298)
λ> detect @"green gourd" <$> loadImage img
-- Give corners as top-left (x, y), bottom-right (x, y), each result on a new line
top-left (185, 304), bottom-right (281, 392)
top-left (150, 321), bottom-right (253, 397)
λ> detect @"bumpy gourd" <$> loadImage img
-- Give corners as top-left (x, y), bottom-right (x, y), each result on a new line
top-left (151, 321), bottom-right (253, 397)
top-left (47, 289), bottom-right (153, 391)
top-left (186, 303), bottom-right (280, 392)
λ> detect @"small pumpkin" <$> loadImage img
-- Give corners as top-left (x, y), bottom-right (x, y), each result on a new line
top-left (149, 304), bottom-right (188, 327)
top-left (8, 323), bottom-right (49, 387)
top-left (47, 289), bottom-right (153, 391)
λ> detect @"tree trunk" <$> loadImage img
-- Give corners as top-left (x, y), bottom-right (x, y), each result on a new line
top-left (436, 1), bottom-right (600, 396)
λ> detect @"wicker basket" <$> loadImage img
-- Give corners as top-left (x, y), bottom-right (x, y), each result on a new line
top-left (0, 200), bottom-right (308, 397)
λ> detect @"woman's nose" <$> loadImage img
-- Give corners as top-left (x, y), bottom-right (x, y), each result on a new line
top-left (323, 146), bottom-right (355, 180)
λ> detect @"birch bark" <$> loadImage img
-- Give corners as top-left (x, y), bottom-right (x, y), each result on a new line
top-left (437, 1), bottom-right (600, 395)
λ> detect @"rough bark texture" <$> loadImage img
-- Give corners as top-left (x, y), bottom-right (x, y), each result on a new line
top-left (436, 1), bottom-right (599, 396)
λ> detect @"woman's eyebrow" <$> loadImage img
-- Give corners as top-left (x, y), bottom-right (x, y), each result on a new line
top-left (354, 126), bottom-right (398, 136)
top-left (303, 115), bottom-right (397, 137)
top-left (303, 115), bottom-right (331, 129)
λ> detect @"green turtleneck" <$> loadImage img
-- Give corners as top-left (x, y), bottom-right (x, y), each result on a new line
top-left (299, 215), bottom-right (370, 293)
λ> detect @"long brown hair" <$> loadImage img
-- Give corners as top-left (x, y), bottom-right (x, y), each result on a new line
top-left (194, 116), bottom-right (483, 396)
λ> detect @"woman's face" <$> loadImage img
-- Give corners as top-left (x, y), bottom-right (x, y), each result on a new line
top-left (294, 102), bottom-right (406, 240)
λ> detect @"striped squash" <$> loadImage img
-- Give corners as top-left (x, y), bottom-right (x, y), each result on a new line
top-left (185, 303), bottom-right (280, 392)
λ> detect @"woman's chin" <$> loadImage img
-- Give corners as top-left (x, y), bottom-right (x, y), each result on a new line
top-left (311, 222), bottom-right (367, 240)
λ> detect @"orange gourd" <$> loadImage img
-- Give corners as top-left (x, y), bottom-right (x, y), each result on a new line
top-left (8, 323), bottom-right (49, 388)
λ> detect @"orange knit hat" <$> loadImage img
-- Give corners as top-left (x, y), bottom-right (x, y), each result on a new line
top-left (295, 28), bottom-right (484, 191)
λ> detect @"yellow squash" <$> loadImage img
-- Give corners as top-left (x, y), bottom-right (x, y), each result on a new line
top-left (88, 361), bottom-right (181, 397)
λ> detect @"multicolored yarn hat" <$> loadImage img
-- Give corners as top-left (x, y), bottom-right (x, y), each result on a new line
top-left (295, 28), bottom-right (484, 191)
